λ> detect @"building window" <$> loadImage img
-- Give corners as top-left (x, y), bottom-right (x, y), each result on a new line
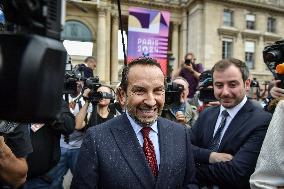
top-left (245, 41), bottom-right (255, 69)
top-left (223, 10), bottom-right (233, 26)
top-left (222, 38), bottom-right (233, 59)
top-left (61, 20), bottom-right (93, 56)
top-left (267, 17), bottom-right (276, 33)
top-left (246, 14), bottom-right (255, 30)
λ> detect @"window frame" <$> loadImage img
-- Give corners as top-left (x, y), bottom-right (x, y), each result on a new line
top-left (223, 9), bottom-right (234, 27)
top-left (222, 38), bottom-right (233, 59)
top-left (246, 14), bottom-right (256, 30)
top-left (267, 17), bottom-right (276, 33)
top-left (244, 41), bottom-right (255, 69)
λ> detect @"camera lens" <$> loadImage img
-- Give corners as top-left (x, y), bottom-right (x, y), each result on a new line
top-left (263, 50), bottom-right (282, 63)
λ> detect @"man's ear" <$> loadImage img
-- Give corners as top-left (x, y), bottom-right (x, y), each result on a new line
top-left (118, 87), bottom-right (126, 106)
top-left (245, 78), bottom-right (251, 92)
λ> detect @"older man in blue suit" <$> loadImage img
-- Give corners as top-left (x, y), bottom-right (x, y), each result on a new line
top-left (71, 57), bottom-right (196, 189)
top-left (190, 58), bottom-right (272, 189)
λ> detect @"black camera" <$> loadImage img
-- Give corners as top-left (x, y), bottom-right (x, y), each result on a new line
top-left (263, 40), bottom-right (284, 88)
top-left (250, 78), bottom-right (260, 88)
top-left (184, 59), bottom-right (192, 66)
top-left (198, 71), bottom-right (217, 103)
top-left (263, 40), bottom-right (284, 64)
top-left (164, 77), bottom-right (184, 107)
top-left (0, 0), bottom-right (67, 122)
top-left (84, 77), bottom-right (114, 104)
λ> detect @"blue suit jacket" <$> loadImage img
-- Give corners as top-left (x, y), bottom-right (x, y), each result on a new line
top-left (190, 100), bottom-right (272, 189)
top-left (71, 114), bottom-right (196, 189)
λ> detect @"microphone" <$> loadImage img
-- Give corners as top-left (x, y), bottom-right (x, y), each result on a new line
top-left (276, 63), bottom-right (284, 74)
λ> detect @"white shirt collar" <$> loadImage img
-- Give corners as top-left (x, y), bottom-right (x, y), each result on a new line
top-left (126, 111), bottom-right (158, 135)
top-left (220, 96), bottom-right (247, 119)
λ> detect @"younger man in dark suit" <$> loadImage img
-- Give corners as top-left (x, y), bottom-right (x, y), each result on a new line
top-left (71, 57), bottom-right (196, 189)
top-left (190, 58), bottom-right (272, 189)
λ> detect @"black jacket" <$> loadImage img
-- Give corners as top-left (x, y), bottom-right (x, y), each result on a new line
top-left (27, 100), bottom-right (75, 179)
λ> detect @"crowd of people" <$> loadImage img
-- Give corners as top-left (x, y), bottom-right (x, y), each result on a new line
top-left (1, 52), bottom-right (284, 189)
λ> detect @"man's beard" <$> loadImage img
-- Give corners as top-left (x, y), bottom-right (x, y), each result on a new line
top-left (127, 104), bottom-right (162, 127)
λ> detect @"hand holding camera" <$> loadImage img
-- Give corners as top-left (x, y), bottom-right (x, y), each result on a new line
top-left (184, 59), bottom-right (194, 73)
top-left (270, 80), bottom-right (284, 99)
top-left (175, 111), bottom-right (187, 124)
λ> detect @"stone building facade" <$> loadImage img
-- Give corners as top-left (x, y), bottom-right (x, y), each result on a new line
top-left (63, 0), bottom-right (284, 85)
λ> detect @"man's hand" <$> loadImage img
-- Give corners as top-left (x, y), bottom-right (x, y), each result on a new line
top-left (83, 88), bottom-right (92, 98)
top-left (270, 80), bottom-right (284, 98)
top-left (0, 136), bottom-right (28, 188)
top-left (175, 111), bottom-right (187, 124)
top-left (184, 63), bottom-right (194, 73)
top-left (205, 101), bottom-right (220, 107)
top-left (209, 152), bottom-right (233, 164)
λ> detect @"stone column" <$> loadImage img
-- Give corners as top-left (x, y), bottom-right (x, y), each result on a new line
top-left (105, 9), bottom-right (111, 84)
top-left (96, 7), bottom-right (106, 82)
top-left (180, 9), bottom-right (187, 66)
top-left (171, 22), bottom-right (179, 71)
top-left (111, 13), bottom-right (119, 84)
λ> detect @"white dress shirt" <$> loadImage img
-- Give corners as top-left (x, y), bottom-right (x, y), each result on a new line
top-left (213, 96), bottom-right (247, 143)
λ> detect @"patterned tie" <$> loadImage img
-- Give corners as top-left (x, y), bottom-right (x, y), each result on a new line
top-left (141, 127), bottom-right (158, 177)
top-left (209, 110), bottom-right (229, 151)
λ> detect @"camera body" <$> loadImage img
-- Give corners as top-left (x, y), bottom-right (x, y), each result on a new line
top-left (85, 77), bottom-right (114, 104)
top-left (0, 0), bottom-right (67, 122)
top-left (184, 59), bottom-right (192, 66)
top-left (263, 40), bottom-right (284, 64)
top-left (250, 78), bottom-right (260, 88)
top-left (64, 67), bottom-right (114, 104)
top-left (164, 77), bottom-right (184, 107)
top-left (263, 40), bottom-right (284, 88)
top-left (198, 71), bottom-right (217, 103)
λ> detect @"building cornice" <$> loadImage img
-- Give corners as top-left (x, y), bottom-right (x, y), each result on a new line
top-left (263, 32), bottom-right (282, 41)
top-left (211, 0), bottom-right (284, 14)
top-left (218, 26), bottom-right (239, 37)
top-left (119, 0), bottom-right (182, 11)
top-left (241, 29), bottom-right (261, 39)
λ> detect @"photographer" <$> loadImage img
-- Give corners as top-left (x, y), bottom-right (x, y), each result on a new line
top-left (109, 82), bottom-right (125, 117)
top-left (42, 80), bottom-right (88, 189)
top-left (75, 85), bottom-right (115, 130)
top-left (261, 40), bottom-right (284, 113)
top-left (193, 70), bottom-right (220, 112)
top-left (23, 100), bottom-right (75, 189)
top-left (77, 56), bottom-right (97, 78)
top-left (0, 122), bottom-right (32, 188)
top-left (174, 52), bottom-right (204, 98)
top-left (162, 77), bottom-right (197, 127)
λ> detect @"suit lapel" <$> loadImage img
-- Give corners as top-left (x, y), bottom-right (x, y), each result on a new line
top-left (110, 114), bottom-right (155, 188)
top-left (205, 107), bottom-right (220, 145)
top-left (155, 118), bottom-right (171, 187)
top-left (219, 101), bottom-right (253, 149)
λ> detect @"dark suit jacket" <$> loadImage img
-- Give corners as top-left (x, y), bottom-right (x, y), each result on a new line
top-left (71, 114), bottom-right (196, 189)
top-left (190, 100), bottom-right (272, 189)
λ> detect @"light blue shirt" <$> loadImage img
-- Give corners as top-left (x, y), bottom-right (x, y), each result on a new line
top-left (126, 111), bottom-right (160, 168)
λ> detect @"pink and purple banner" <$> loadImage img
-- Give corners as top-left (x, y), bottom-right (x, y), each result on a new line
top-left (127, 7), bottom-right (170, 75)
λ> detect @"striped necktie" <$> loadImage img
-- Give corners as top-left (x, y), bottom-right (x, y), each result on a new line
top-left (209, 110), bottom-right (229, 151)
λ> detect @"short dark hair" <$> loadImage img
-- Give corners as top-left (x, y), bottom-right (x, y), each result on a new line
top-left (211, 58), bottom-right (249, 82)
top-left (120, 57), bottom-right (163, 92)
top-left (84, 56), bottom-right (96, 63)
